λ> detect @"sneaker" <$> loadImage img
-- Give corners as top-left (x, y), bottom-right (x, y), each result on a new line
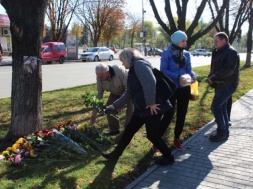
top-left (104, 130), bottom-right (120, 136)
top-left (155, 155), bottom-right (175, 165)
top-left (101, 152), bottom-right (120, 160)
top-left (209, 133), bottom-right (228, 142)
top-left (173, 139), bottom-right (183, 150)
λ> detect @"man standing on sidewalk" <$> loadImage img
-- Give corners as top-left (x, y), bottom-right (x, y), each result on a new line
top-left (208, 32), bottom-right (240, 142)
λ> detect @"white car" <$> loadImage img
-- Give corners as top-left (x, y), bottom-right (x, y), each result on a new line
top-left (80, 47), bottom-right (114, 62)
top-left (191, 49), bottom-right (211, 57)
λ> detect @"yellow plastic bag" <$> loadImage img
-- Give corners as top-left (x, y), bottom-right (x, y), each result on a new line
top-left (190, 81), bottom-right (199, 101)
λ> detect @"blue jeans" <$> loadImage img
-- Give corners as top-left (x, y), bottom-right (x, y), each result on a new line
top-left (211, 87), bottom-right (237, 135)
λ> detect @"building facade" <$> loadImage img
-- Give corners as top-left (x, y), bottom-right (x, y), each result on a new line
top-left (0, 14), bottom-right (11, 53)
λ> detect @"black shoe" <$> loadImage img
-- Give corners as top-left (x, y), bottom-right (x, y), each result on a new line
top-left (104, 130), bottom-right (120, 136)
top-left (209, 133), bottom-right (228, 142)
top-left (155, 155), bottom-right (175, 165)
top-left (101, 152), bottom-right (120, 160)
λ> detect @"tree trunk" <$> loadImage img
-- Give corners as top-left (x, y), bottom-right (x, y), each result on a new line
top-left (1, 0), bottom-right (47, 144)
top-left (244, 7), bottom-right (253, 68)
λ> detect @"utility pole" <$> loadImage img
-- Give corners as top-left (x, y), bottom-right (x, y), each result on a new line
top-left (142, 0), bottom-right (147, 56)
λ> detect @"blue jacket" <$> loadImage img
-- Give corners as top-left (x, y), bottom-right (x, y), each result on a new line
top-left (160, 44), bottom-right (196, 88)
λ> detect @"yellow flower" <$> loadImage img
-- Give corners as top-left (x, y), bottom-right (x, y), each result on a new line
top-left (2, 151), bottom-right (10, 155)
top-left (17, 137), bottom-right (25, 144)
top-left (11, 143), bottom-right (20, 153)
top-left (23, 140), bottom-right (30, 147)
top-left (30, 149), bottom-right (36, 157)
top-left (77, 123), bottom-right (88, 131)
top-left (6, 147), bottom-right (12, 151)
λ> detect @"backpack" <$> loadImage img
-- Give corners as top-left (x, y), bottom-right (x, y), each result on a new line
top-left (152, 68), bottom-right (176, 102)
top-left (131, 58), bottom-right (176, 103)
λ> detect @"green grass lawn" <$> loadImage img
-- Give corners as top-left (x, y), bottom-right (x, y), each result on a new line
top-left (0, 64), bottom-right (253, 189)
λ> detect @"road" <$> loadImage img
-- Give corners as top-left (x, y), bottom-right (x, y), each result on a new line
top-left (0, 53), bottom-right (249, 99)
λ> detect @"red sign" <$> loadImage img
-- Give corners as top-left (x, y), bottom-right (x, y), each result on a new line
top-left (0, 14), bottom-right (10, 26)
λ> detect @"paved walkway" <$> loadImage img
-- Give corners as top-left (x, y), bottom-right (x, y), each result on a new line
top-left (125, 89), bottom-right (253, 189)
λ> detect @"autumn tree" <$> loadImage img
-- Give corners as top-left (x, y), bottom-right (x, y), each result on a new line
top-left (149, 0), bottom-right (229, 50)
top-left (101, 8), bottom-right (125, 47)
top-left (70, 23), bottom-right (84, 43)
top-left (125, 13), bottom-right (141, 48)
top-left (142, 21), bottom-right (156, 46)
top-left (0, 0), bottom-right (48, 148)
top-left (46, 0), bottom-right (79, 42)
top-left (75, 0), bottom-right (125, 47)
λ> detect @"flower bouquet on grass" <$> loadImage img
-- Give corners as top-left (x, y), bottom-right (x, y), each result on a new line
top-left (1, 121), bottom-right (114, 164)
top-left (55, 121), bottom-right (114, 152)
top-left (1, 92), bottom-right (118, 164)
top-left (1, 137), bottom-right (35, 164)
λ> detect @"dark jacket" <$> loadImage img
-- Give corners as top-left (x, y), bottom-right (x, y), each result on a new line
top-left (113, 58), bottom-right (171, 117)
top-left (208, 44), bottom-right (240, 89)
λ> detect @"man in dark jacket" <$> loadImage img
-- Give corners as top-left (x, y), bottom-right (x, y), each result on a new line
top-left (208, 32), bottom-right (240, 142)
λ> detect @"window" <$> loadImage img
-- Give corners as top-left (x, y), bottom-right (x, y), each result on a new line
top-left (59, 45), bottom-right (66, 51)
top-left (54, 45), bottom-right (59, 52)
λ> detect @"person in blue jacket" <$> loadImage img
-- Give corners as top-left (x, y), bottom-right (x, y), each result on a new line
top-left (160, 30), bottom-right (196, 150)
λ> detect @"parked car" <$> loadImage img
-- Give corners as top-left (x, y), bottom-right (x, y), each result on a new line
top-left (80, 47), bottom-right (114, 62)
top-left (148, 48), bottom-right (163, 56)
top-left (41, 42), bottom-right (67, 64)
top-left (191, 49), bottom-right (211, 57)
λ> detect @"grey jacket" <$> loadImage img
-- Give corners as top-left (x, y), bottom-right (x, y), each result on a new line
top-left (113, 58), bottom-right (171, 117)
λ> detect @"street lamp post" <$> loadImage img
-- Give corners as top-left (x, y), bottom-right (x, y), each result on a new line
top-left (142, 0), bottom-right (147, 56)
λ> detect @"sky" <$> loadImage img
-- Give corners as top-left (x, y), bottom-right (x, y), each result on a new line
top-left (0, 5), bottom-right (5, 14)
top-left (126, 0), bottom-right (248, 34)
top-left (0, 1), bottom-right (248, 34)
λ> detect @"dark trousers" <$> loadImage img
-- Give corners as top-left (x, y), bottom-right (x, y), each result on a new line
top-left (227, 96), bottom-right (232, 121)
top-left (159, 86), bottom-right (191, 139)
top-left (106, 93), bottom-right (134, 132)
top-left (112, 113), bottom-right (172, 158)
top-left (211, 87), bottom-right (236, 135)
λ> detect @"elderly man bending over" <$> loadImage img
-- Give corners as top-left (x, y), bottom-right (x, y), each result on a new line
top-left (90, 63), bottom-right (134, 136)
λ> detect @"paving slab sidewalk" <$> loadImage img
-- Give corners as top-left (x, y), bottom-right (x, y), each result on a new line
top-left (125, 89), bottom-right (253, 189)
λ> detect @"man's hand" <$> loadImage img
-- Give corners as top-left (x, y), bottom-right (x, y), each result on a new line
top-left (104, 105), bottom-right (118, 114)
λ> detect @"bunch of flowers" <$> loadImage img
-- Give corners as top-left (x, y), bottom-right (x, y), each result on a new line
top-left (1, 120), bottom-right (114, 164)
top-left (1, 128), bottom-right (60, 164)
top-left (1, 92), bottom-right (118, 164)
top-left (1, 137), bottom-right (35, 163)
